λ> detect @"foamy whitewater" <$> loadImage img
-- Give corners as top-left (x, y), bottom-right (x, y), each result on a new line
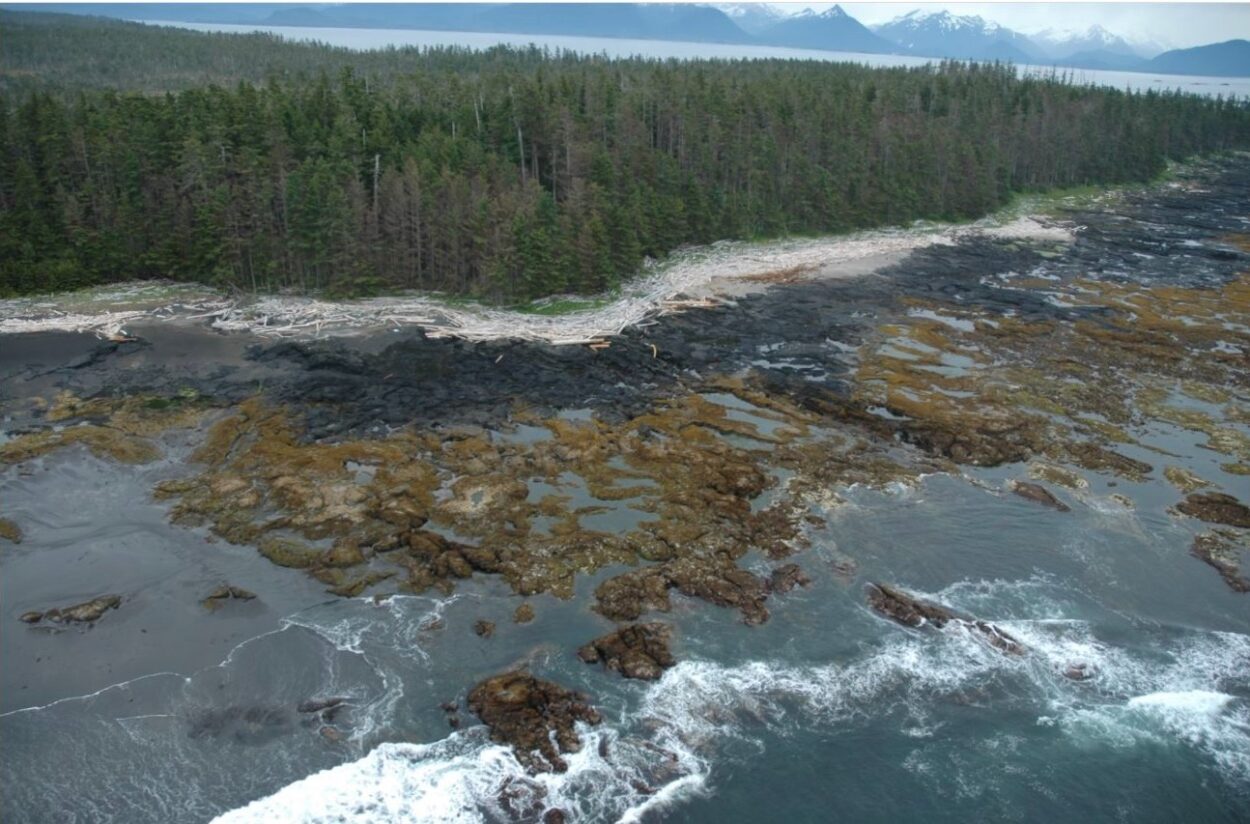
top-left (217, 576), bottom-right (1250, 823)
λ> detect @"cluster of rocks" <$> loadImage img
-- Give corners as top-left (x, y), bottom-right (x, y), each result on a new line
top-left (201, 585), bottom-right (256, 611)
top-left (594, 556), bottom-right (772, 625)
top-left (20, 594), bottom-right (121, 626)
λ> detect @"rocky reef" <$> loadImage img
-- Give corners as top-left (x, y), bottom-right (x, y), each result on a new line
top-left (467, 671), bottom-right (602, 772)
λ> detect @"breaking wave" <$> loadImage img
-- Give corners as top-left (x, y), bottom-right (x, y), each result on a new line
top-left (217, 581), bottom-right (1250, 822)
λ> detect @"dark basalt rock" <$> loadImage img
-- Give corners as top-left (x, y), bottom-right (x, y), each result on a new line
top-left (1010, 481), bottom-right (1070, 512)
top-left (473, 619), bottom-right (496, 638)
top-left (23, 594), bottom-right (122, 625)
top-left (577, 623), bottom-right (675, 681)
top-left (1177, 492), bottom-right (1250, 529)
top-left (768, 563), bottom-right (812, 594)
top-left (467, 671), bottom-right (602, 772)
top-left (866, 583), bottom-right (1024, 656)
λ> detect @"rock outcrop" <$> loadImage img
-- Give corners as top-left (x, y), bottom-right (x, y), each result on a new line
top-left (1010, 481), bottom-right (1070, 512)
top-left (866, 583), bottom-right (1024, 655)
top-left (467, 671), bottom-right (602, 772)
top-left (577, 623), bottom-right (675, 680)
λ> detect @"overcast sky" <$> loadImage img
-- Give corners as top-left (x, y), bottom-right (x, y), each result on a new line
top-left (780, 3), bottom-right (1250, 49)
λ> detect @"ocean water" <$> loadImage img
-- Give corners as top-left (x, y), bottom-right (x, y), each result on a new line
top-left (2, 446), bottom-right (1248, 822)
top-left (144, 21), bottom-right (1250, 98)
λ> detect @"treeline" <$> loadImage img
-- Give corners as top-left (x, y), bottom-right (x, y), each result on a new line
top-left (2, 13), bottom-right (1249, 299)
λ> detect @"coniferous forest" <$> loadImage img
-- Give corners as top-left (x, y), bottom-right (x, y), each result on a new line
top-left (2, 11), bottom-right (1249, 300)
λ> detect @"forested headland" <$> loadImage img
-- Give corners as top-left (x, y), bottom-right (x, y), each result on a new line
top-left (2, 11), bottom-right (1249, 300)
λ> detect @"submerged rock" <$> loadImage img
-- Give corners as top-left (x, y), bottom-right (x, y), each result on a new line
top-left (577, 623), bottom-right (675, 680)
top-left (297, 697), bottom-right (348, 714)
top-left (23, 594), bottom-right (122, 625)
top-left (1009, 481), bottom-right (1070, 512)
top-left (1176, 492), bottom-right (1250, 528)
top-left (513, 602), bottom-right (536, 624)
top-left (768, 563), bottom-right (812, 593)
top-left (187, 705), bottom-right (292, 744)
top-left (473, 619), bottom-right (496, 638)
top-left (866, 583), bottom-right (1024, 655)
top-left (467, 671), bottom-right (602, 772)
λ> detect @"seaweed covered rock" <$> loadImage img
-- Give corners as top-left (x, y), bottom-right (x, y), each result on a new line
top-left (1177, 492), bottom-right (1250, 528)
top-left (23, 594), bottom-right (122, 625)
top-left (467, 671), bottom-right (602, 772)
top-left (593, 557), bottom-right (770, 625)
top-left (577, 623), bottom-right (675, 680)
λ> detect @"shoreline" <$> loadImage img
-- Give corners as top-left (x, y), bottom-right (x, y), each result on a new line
top-left (0, 214), bottom-right (1074, 345)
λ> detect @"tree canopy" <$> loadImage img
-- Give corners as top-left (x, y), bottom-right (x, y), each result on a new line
top-left (3, 11), bottom-right (1248, 299)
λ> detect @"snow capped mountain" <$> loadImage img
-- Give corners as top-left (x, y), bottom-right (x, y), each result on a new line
top-left (712, 3), bottom-right (786, 35)
top-left (874, 9), bottom-right (1041, 61)
top-left (759, 4), bottom-right (896, 54)
top-left (1031, 25), bottom-right (1162, 59)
